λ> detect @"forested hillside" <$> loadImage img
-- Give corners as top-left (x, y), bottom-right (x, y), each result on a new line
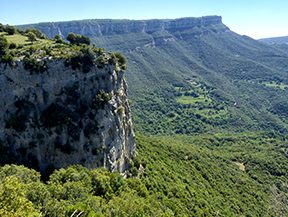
top-left (17, 17), bottom-right (288, 135)
top-left (0, 17), bottom-right (287, 216)
top-left (1, 132), bottom-right (288, 216)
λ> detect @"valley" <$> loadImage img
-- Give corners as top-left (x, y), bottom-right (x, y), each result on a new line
top-left (0, 16), bottom-right (288, 216)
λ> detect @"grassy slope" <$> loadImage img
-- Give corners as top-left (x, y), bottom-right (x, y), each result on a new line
top-left (1, 32), bottom-right (53, 46)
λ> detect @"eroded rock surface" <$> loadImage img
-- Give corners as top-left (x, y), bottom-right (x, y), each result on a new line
top-left (18, 16), bottom-right (223, 39)
top-left (0, 60), bottom-right (136, 175)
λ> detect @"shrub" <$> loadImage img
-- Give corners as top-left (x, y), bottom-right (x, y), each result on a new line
top-left (84, 121), bottom-right (100, 138)
top-left (17, 44), bottom-right (23, 49)
top-left (0, 36), bottom-right (9, 52)
top-left (5, 114), bottom-right (27, 132)
top-left (9, 42), bottom-right (17, 49)
top-left (25, 28), bottom-right (46, 39)
top-left (1, 54), bottom-right (14, 63)
top-left (54, 35), bottom-right (60, 40)
top-left (116, 106), bottom-right (125, 115)
top-left (56, 38), bottom-right (64, 44)
top-left (89, 90), bottom-right (112, 110)
top-left (23, 56), bottom-right (47, 73)
top-left (112, 52), bottom-right (127, 69)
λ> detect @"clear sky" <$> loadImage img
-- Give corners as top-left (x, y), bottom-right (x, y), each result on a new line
top-left (0, 0), bottom-right (287, 39)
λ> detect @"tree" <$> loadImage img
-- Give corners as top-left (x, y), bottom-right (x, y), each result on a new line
top-left (0, 23), bottom-right (4, 32)
top-left (66, 32), bottom-right (76, 45)
top-left (9, 42), bottom-right (17, 49)
top-left (80, 35), bottom-right (91, 45)
top-left (0, 176), bottom-right (39, 216)
top-left (114, 52), bottom-right (127, 69)
top-left (26, 32), bottom-right (36, 44)
top-left (0, 36), bottom-right (9, 51)
top-left (54, 34), bottom-right (60, 40)
top-left (5, 25), bottom-right (16, 35)
top-left (67, 33), bottom-right (90, 45)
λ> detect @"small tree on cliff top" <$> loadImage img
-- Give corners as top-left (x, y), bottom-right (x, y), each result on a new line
top-left (26, 32), bottom-right (36, 44)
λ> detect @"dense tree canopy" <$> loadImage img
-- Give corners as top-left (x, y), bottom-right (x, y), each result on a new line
top-left (5, 25), bottom-right (16, 35)
top-left (66, 32), bottom-right (90, 45)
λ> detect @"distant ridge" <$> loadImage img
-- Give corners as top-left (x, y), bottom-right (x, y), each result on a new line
top-left (17, 16), bottom-right (223, 39)
top-left (259, 35), bottom-right (288, 44)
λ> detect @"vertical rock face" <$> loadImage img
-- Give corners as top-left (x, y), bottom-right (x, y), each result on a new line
top-left (0, 60), bottom-right (136, 175)
top-left (17, 16), bottom-right (224, 39)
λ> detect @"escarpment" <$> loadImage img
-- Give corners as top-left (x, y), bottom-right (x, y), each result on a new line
top-left (18, 16), bottom-right (225, 39)
top-left (0, 54), bottom-right (136, 175)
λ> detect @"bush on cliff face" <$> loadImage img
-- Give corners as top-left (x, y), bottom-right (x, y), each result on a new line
top-left (41, 103), bottom-right (73, 128)
top-left (65, 46), bottom-right (100, 72)
top-left (89, 90), bottom-right (112, 110)
top-left (112, 52), bottom-right (127, 69)
top-left (23, 56), bottom-right (47, 73)
top-left (5, 114), bottom-right (27, 132)
top-left (1, 54), bottom-right (14, 63)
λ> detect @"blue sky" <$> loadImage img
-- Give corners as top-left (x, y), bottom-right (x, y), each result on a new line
top-left (0, 0), bottom-right (287, 39)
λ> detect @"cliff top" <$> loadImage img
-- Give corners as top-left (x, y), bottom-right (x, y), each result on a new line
top-left (15, 16), bottom-right (224, 38)
top-left (17, 15), bottom-right (222, 26)
top-left (0, 27), bottom-right (127, 72)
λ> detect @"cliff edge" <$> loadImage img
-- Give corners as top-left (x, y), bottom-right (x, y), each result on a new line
top-left (17, 16), bottom-right (224, 39)
top-left (0, 43), bottom-right (136, 175)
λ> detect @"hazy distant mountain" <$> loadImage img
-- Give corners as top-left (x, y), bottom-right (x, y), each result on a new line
top-left (259, 36), bottom-right (288, 44)
top-left (17, 16), bottom-right (288, 135)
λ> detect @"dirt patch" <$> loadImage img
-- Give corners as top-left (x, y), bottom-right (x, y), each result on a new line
top-left (234, 162), bottom-right (245, 171)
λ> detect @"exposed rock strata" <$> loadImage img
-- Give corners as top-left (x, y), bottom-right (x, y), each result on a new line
top-left (0, 60), bottom-right (136, 175)
top-left (18, 16), bottom-right (223, 39)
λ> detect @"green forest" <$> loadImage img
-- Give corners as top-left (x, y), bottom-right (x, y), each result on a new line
top-left (1, 132), bottom-right (288, 216)
top-left (1, 21), bottom-right (288, 216)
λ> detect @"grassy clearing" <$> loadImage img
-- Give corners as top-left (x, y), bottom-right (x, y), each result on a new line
top-left (176, 94), bottom-right (209, 104)
top-left (6, 33), bottom-right (54, 47)
top-left (5, 33), bottom-right (30, 45)
top-left (264, 81), bottom-right (288, 90)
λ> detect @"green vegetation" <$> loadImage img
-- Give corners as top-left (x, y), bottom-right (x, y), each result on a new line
top-left (3, 20), bottom-right (288, 216)
top-left (66, 32), bottom-right (91, 45)
top-left (61, 21), bottom-right (288, 136)
top-left (1, 133), bottom-right (288, 216)
top-left (5, 25), bottom-right (17, 35)
top-left (0, 36), bottom-right (9, 52)
top-left (26, 32), bottom-right (36, 43)
top-left (0, 27), bottom-right (126, 75)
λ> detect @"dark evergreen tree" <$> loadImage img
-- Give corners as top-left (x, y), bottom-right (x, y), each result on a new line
top-left (5, 25), bottom-right (16, 35)
top-left (66, 32), bottom-right (76, 45)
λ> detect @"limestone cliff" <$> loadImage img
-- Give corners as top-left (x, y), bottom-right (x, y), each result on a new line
top-left (0, 57), bottom-right (136, 175)
top-left (18, 16), bottom-right (224, 39)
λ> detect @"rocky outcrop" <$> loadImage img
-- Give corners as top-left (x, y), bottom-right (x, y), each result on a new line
top-left (18, 16), bottom-right (223, 39)
top-left (0, 59), bottom-right (136, 175)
